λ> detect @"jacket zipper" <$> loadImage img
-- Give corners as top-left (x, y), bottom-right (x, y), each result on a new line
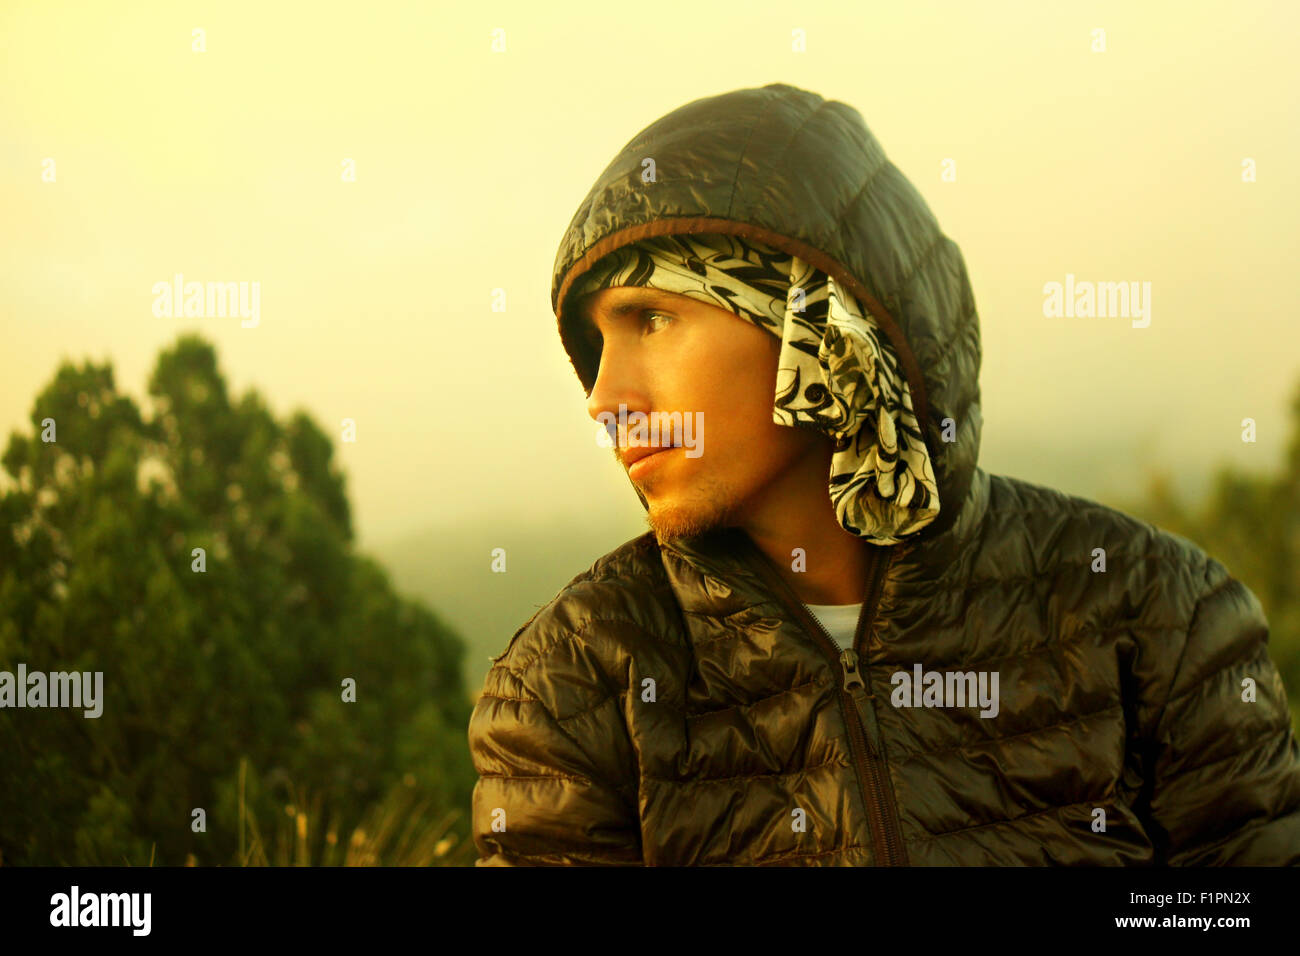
top-left (735, 534), bottom-right (908, 865)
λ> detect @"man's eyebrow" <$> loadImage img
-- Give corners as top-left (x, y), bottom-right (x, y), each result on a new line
top-left (578, 289), bottom-right (679, 332)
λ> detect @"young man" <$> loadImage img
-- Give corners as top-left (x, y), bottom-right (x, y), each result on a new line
top-left (467, 83), bottom-right (1300, 865)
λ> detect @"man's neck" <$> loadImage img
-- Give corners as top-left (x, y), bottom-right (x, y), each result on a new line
top-left (736, 443), bottom-right (871, 606)
top-left (743, 522), bottom-right (870, 606)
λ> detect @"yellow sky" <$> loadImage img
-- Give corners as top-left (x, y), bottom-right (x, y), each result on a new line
top-left (3, 0), bottom-right (1297, 545)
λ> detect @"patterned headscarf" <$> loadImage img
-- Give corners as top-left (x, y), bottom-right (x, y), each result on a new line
top-left (568, 232), bottom-right (940, 545)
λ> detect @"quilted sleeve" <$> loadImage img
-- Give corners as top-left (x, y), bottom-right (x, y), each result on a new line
top-left (1145, 557), bottom-right (1300, 865)
top-left (467, 624), bottom-right (643, 866)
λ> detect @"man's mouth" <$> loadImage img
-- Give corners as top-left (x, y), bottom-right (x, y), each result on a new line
top-left (623, 444), bottom-right (677, 479)
top-left (621, 444), bottom-right (675, 468)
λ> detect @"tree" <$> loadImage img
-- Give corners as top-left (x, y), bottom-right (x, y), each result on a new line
top-left (0, 334), bottom-right (476, 865)
top-left (1119, 381), bottom-right (1300, 730)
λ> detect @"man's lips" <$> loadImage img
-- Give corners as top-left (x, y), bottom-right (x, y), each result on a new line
top-left (621, 445), bottom-right (675, 467)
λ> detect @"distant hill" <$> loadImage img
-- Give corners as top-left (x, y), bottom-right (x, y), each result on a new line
top-left (368, 509), bottom-right (649, 701)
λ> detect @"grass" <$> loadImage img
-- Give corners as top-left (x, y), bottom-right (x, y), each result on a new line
top-left (233, 758), bottom-right (474, 866)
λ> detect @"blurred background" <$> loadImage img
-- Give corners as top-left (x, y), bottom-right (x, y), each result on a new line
top-left (2, 0), bottom-right (1297, 865)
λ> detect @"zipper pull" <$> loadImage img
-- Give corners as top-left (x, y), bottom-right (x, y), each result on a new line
top-left (840, 649), bottom-right (881, 757)
top-left (840, 648), bottom-right (874, 697)
top-left (840, 648), bottom-right (865, 692)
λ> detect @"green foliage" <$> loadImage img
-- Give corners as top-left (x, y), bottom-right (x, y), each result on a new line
top-left (0, 334), bottom-right (476, 865)
top-left (1118, 382), bottom-right (1300, 731)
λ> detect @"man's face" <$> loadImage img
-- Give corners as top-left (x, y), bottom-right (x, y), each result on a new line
top-left (578, 286), bottom-right (825, 542)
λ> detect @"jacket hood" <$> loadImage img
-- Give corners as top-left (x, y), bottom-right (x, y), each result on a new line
top-left (551, 82), bottom-right (983, 542)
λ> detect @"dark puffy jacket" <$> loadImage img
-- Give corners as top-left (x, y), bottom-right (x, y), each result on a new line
top-left (467, 83), bottom-right (1300, 865)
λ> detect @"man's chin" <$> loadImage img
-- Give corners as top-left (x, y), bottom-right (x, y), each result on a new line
top-left (644, 495), bottom-right (737, 544)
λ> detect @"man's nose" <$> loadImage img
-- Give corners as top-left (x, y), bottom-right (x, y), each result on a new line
top-left (585, 342), bottom-right (650, 430)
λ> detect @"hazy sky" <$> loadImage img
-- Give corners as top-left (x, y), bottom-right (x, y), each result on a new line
top-left (4, 0), bottom-right (1297, 547)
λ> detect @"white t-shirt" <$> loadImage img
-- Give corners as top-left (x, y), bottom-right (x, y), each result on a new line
top-left (804, 602), bottom-right (862, 651)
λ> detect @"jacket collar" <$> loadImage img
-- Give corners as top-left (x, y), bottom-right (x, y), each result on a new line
top-left (660, 465), bottom-right (990, 608)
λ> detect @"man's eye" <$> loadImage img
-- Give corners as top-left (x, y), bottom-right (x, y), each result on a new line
top-left (643, 312), bottom-right (673, 333)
